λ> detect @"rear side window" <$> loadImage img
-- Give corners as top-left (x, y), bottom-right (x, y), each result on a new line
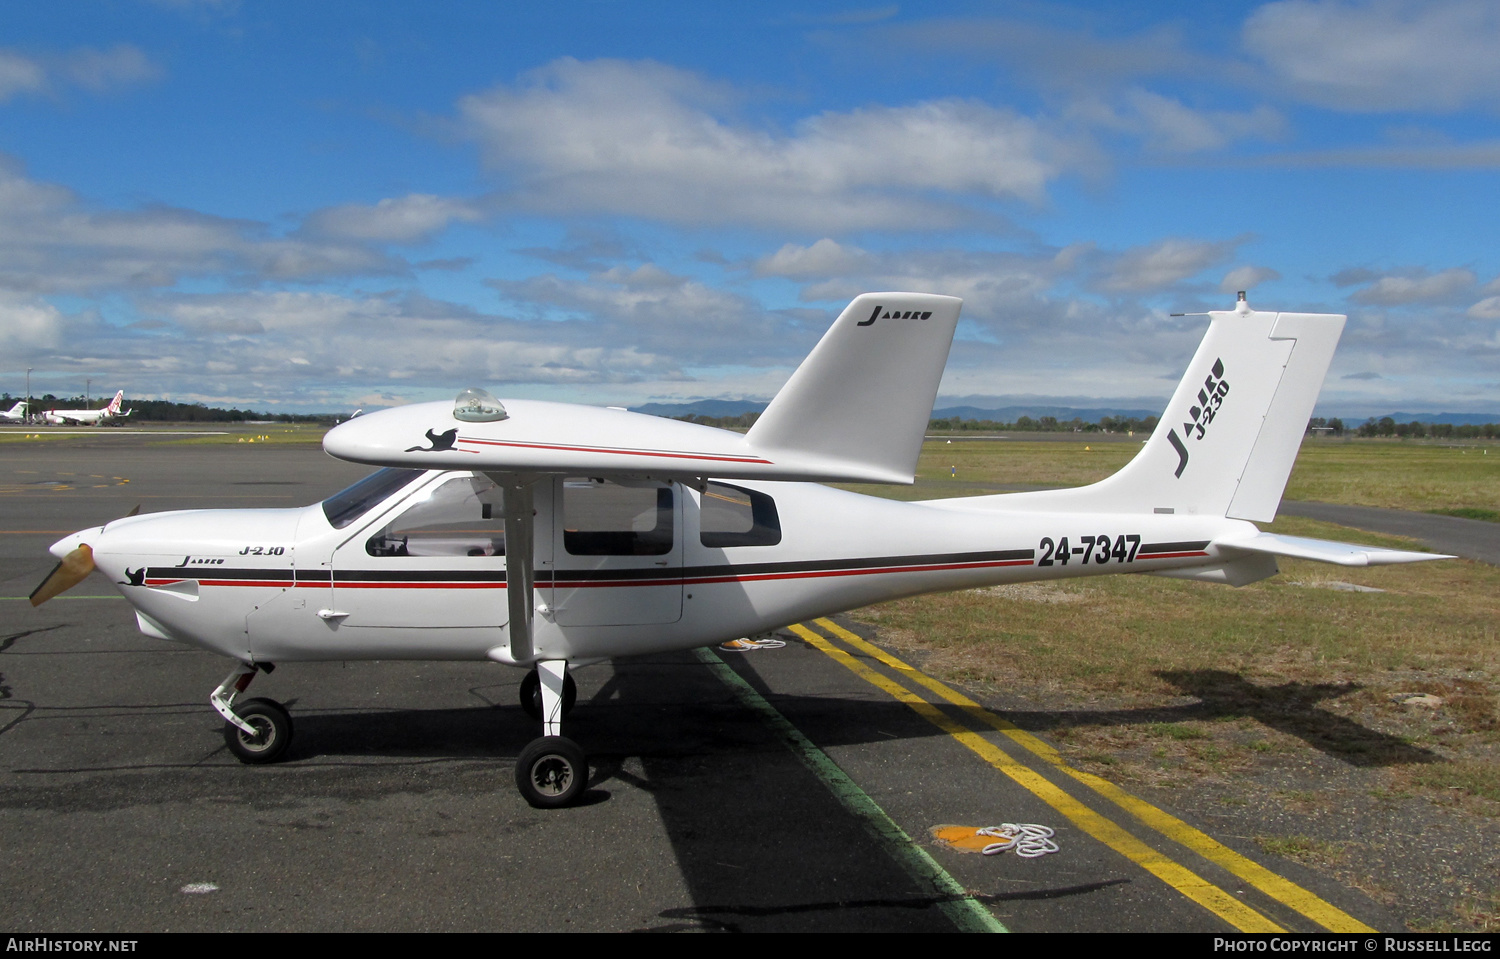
top-left (562, 478), bottom-right (674, 556)
top-left (700, 482), bottom-right (780, 548)
top-left (322, 468), bottom-right (424, 529)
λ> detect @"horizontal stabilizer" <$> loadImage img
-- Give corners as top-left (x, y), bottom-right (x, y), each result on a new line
top-left (1217, 531), bottom-right (1452, 567)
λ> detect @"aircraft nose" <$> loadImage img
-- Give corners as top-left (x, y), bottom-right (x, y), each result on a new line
top-left (49, 527), bottom-right (104, 560)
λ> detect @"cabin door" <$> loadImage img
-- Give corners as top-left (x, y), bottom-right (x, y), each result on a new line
top-left (547, 477), bottom-right (683, 627)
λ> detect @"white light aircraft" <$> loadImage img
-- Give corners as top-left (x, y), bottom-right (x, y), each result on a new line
top-left (1, 400), bottom-right (27, 422)
top-left (31, 292), bottom-right (1451, 807)
top-left (44, 390), bottom-right (129, 426)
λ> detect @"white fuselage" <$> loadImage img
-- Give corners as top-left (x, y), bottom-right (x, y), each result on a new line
top-left (45, 408), bottom-right (114, 425)
top-left (44, 392), bottom-right (124, 425)
top-left (56, 469), bottom-right (1252, 668)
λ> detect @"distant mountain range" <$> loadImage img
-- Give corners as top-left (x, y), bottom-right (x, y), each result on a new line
top-left (632, 400), bottom-right (1500, 426)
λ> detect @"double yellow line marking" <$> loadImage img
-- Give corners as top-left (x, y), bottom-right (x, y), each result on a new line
top-left (792, 618), bottom-right (1374, 934)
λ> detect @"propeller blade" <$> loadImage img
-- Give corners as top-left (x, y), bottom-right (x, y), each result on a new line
top-left (29, 544), bottom-right (96, 607)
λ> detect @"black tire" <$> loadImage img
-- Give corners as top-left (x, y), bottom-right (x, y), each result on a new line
top-left (224, 697), bottom-right (293, 764)
top-left (515, 736), bottom-right (587, 808)
top-left (519, 670), bottom-right (578, 720)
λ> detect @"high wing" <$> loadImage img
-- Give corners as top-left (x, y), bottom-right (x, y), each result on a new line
top-left (323, 291), bottom-right (962, 663)
top-left (323, 293), bottom-right (962, 485)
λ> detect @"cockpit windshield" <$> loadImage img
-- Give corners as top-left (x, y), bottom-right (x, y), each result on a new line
top-left (321, 467), bottom-right (425, 529)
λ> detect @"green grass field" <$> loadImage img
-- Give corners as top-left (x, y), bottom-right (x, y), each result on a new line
top-left (149, 424), bottom-right (328, 445)
top-left (863, 434), bottom-right (1500, 514)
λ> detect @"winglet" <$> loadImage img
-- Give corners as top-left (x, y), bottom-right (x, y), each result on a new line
top-left (747, 293), bottom-right (962, 484)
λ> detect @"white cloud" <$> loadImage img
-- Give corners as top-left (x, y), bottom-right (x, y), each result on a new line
top-left (753, 239), bottom-right (871, 278)
top-left (1467, 296), bottom-right (1500, 319)
top-left (106, 290), bottom-right (698, 405)
top-left (1348, 268), bottom-right (1476, 305)
top-left (459, 57), bottom-right (1085, 230)
top-left (0, 158), bottom-right (405, 295)
top-left (491, 263), bottom-right (796, 365)
top-left (302, 194), bottom-right (482, 244)
top-left (1097, 237), bottom-right (1244, 293)
top-left (1121, 90), bottom-right (1285, 153)
top-left (0, 293), bottom-right (62, 349)
top-left (0, 52), bottom-right (45, 101)
top-left (1244, 0), bottom-right (1500, 112)
top-left (1220, 265), bottom-right (1282, 292)
top-left (0, 45), bottom-right (160, 102)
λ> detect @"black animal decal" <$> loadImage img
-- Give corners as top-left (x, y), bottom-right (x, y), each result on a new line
top-left (406, 428), bottom-right (459, 453)
top-left (120, 568), bottom-right (146, 587)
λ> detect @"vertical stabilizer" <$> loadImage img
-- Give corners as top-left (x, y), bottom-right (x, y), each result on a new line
top-left (982, 296), bottom-right (1344, 519)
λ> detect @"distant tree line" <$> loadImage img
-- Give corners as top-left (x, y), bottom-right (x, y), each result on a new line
top-left (1306, 417), bottom-right (1347, 435)
top-left (1351, 416), bottom-right (1499, 439)
top-left (673, 412), bottom-right (762, 429)
top-left (928, 414), bottom-right (1160, 433)
top-left (1, 394), bottom-right (333, 424)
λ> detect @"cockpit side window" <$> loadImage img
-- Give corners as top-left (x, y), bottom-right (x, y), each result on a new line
top-left (322, 468), bottom-right (425, 529)
top-left (366, 474), bottom-right (506, 557)
top-left (699, 482), bottom-right (781, 548)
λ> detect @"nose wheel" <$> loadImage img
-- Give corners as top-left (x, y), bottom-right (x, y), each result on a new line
top-left (516, 736), bottom-right (586, 808)
top-left (224, 697), bottom-right (293, 764)
top-left (211, 662), bottom-right (293, 764)
top-left (517, 660), bottom-right (588, 808)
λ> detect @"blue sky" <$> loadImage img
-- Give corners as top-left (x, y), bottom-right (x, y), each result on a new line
top-left (1, 0), bottom-right (1498, 417)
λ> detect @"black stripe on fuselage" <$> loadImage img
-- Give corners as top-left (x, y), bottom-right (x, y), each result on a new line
top-left (143, 548), bottom-right (1039, 589)
top-left (1137, 540), bottom-right (1211, 556)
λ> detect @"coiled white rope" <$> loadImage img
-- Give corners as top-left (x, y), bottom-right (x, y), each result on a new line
top-left (976, 823), bottom-right (1059, 858)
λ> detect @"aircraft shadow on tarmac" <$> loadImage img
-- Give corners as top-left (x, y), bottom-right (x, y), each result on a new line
top-left (984, 669), bottom-right (1437, 768)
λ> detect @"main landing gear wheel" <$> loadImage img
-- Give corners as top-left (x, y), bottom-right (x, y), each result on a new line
top-left (519, 669), bottom-right (577, 720)
top-left (224, 697), bottom-right (293, 764)
top-left (515, 736), bottom-right (587, 808)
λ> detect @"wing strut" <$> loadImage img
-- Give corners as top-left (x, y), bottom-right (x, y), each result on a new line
top-left (496, 474), bottom-right (539, 664)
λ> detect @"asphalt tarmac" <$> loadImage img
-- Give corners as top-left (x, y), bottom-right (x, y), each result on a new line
top-left (0, 433), bottom-right (1444, 932)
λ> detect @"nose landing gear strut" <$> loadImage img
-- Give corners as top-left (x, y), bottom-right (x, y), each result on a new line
top-left (212, 662), bottom-right (292, 764)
